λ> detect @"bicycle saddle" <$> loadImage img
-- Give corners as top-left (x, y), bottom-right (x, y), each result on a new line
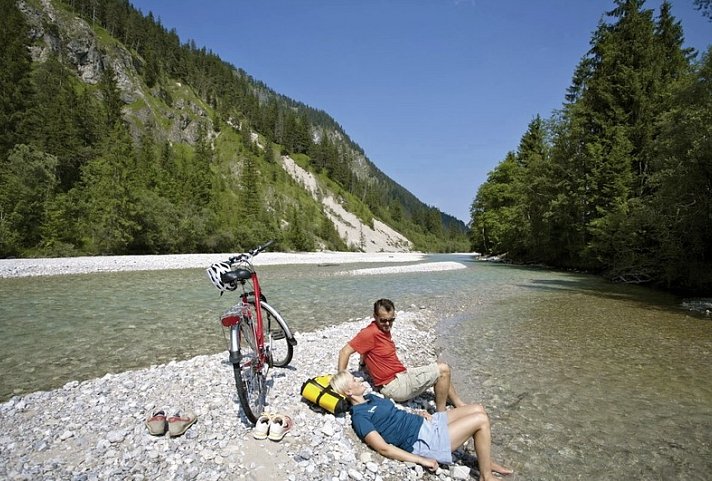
top-left (222, 268), bottom-right (252, 282)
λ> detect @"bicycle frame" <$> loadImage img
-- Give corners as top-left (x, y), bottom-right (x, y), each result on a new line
top-left (221, 272), bottom-right (268, 366)
top-left (246, 272), bottom-right (265, 359)
top-left (235, 272), bottom-right (268, 366)
top-left (209, 240), bottom-right (295, 423)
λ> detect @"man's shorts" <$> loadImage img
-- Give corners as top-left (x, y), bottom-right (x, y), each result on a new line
top-left (380, 363), bottom-right (440, 402)
top-left (411, 411), bottom-right (453, 464)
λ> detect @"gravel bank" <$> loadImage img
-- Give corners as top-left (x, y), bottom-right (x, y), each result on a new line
top-left (0, 252), bottom-right (426, 278)
top-left (0, 311), bottom-right (482, 481)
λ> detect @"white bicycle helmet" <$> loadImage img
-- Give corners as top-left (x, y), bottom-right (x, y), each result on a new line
top-left (206, 262), bottom-right (237, 292)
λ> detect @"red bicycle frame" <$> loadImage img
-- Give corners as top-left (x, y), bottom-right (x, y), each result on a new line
top-left (240, 271), bottom-right (267, 363)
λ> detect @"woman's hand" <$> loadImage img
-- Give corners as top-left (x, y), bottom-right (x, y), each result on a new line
top-left (419, 457), bottom-right (439, 472)
top-left (417, 410), bottom-right (432, 421)
top-left (364, 431), bottom-right (439, 472)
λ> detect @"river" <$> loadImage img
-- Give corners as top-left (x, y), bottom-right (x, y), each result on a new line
top-left (0, 255), bottom-right (710, 480)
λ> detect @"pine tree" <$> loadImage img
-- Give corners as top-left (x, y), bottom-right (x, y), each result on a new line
top-left (469, 152), bottom-right (521, 254)
top-left (513, 115), bottom-right (552, 260)
top-left (78, 123), bottom-right (138, 254)
top-left (27, 54), bottom-right (84, 190)
top-left (99, 62), bottom-right (124, 128)
top-left (693, 0), bottom-right (712, 20)
top-left (0, 145), bottom-right (59, 255)
top-left (647, 48), bottom-right (712, 291)
top-left (0, 0), bottom-right (35, 157)
top-left (191, 123), bottom-right (213, 206)
top-left (547, 0), bottom-right (659, 268)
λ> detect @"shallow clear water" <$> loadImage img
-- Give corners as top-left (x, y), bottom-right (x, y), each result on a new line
top-left (435, 265), bottom-right (712, 481)
top-left (1, 255), bottom-right (710, 480)
top-left (0, 258), bottom-right (471, 400)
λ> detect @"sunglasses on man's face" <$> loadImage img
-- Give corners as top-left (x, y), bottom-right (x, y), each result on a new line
top-left (377, 317), bottom-right (396, 324)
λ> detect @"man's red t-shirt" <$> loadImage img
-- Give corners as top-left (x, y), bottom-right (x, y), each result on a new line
top-left (348, 321), bottom-right (406, 386)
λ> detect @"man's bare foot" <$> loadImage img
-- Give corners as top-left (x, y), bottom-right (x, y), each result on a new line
top-left (491, 462), bottom-right (513, 475)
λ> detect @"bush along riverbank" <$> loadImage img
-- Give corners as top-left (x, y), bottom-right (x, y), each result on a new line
top-left (0, 312), bottom-right (496, 481)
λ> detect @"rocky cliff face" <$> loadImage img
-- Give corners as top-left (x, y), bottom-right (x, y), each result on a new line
top-left (281, 155), bottom-right (412, 252)
top-left (18, 0), bottom-right (210, 145)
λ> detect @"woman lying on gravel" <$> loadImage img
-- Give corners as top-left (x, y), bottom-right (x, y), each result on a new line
top-left (330, 371), bottom-right (512, 481)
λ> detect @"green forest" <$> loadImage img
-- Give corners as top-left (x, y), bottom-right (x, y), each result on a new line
top-left (0, 0), bottom-right (469, 258)
top-left (469, 0), bottom-right (711, 294)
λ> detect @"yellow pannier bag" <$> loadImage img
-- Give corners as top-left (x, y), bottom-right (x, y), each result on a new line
top-left (300, 374), bottom-right (349, 415)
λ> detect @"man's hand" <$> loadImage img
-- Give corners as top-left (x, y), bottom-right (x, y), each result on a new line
top-left (337, 343), bottom-right (357, 371)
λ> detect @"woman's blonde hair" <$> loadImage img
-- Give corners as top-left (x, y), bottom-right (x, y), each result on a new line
top-left (329, 370), bottom-right (353, 398)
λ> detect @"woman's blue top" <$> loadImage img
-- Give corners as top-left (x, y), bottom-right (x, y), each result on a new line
top-left (350, 393), bottom-right (424, 452)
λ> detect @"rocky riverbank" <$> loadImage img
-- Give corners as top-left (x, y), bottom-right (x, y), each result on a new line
top-left (0, 252), bottom-right (428, 278)
top-left (0, 310), bottom-right (482, 481)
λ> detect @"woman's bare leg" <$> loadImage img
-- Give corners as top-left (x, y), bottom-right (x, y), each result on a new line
top-left (446, 407), bottom-right (512, 479)
top-left (448, 403), bottom-right (486, 421)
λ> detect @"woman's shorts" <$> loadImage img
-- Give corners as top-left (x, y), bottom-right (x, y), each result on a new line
top-left (411, 412), bottom-right (453, 465)
top-left (380, 363), bottom-right (439, 402)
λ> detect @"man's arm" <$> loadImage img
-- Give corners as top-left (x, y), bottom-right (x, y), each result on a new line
top-left (338, 343), bottom-right (357, 371)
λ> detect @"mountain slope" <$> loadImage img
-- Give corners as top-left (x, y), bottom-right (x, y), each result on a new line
top-left (280, 155), bottom-right (411, 252)
top-left (1, 0), bottom-right (469, 256)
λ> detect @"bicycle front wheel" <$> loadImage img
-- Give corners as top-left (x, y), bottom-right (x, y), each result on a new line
top-left (251, 300), bottom-right (294, 368)
top-left (232, 321), bottom-right (266, 424)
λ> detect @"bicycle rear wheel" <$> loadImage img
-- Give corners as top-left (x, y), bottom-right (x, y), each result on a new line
top-left (249, 300), bottom-right (294, 368)
top-left (232, 321), bottom-right (266, 424)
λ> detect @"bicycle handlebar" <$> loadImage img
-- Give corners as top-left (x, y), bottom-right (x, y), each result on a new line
top-left (227, 240), bottom-right (275, 264)
top-left (252, 239), bottom-right (274, 256)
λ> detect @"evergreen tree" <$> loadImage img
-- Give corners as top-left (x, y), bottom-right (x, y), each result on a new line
top-left (647, 48), bottom-right (712, 291)
top-left (285, 207), bottom-right (315, 251)
top-left (41, 189), bottom-right (85, 255)
top-left (239, 152), bottom-right (262, 221)
top-left (0, 145), bottom-right (58, 255)
top-left (693, 0), bottom-right (712, 20)
top-left (469, 0), bottom-right (702, 287)
top-left (191, 123), bottom-right (213, 206)
top-left (0, 0), bottom-right (34, 157)
top-left (99, 62), bottom-right (124, 128)
top-left (425, 209), bottom-right (443, 237)
top-left (550, 0), bottom-right (662, 267)
top-left (142, 46), bottom-right (161, 88)
top-left (469, 152), bottom-right (521, 254)
top-left (26, 55), bottom-right (84, 190)
top-left (78, 123), bottom-right (138, 254)
top-left (513, 115), bottom-right (552, 260)
top-left (157, 140), bottom-right (177, 196)
top-left (655, 1), bottom-right (695, 86)
top-left (136, 129), bottom-right (158, 189)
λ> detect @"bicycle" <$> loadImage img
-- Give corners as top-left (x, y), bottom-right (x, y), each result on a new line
top-left (206, 240), bottom-right (297, 424)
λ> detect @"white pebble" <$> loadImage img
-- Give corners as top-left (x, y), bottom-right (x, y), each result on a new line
top-left (348, 469), bottom-right (364, 480)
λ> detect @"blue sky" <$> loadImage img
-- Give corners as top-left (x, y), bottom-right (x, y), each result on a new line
top-left (130, 1), bottom-right (710, 222)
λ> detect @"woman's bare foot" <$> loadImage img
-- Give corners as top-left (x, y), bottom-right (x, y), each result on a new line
top-left (491, 462), bottom-right (513, 475)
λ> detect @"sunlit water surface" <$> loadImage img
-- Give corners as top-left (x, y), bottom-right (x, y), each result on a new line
top-left (1, 255), bottom-right (710, 480)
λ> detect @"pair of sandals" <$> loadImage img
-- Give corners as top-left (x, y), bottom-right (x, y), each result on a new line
top-left (145, 410), bottom-right (198, 437)
top-left (252, 413), bottom-right (294, 441)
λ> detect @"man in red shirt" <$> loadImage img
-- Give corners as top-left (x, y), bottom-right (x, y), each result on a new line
top-left (337, 298), bottom-right (466, 412)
